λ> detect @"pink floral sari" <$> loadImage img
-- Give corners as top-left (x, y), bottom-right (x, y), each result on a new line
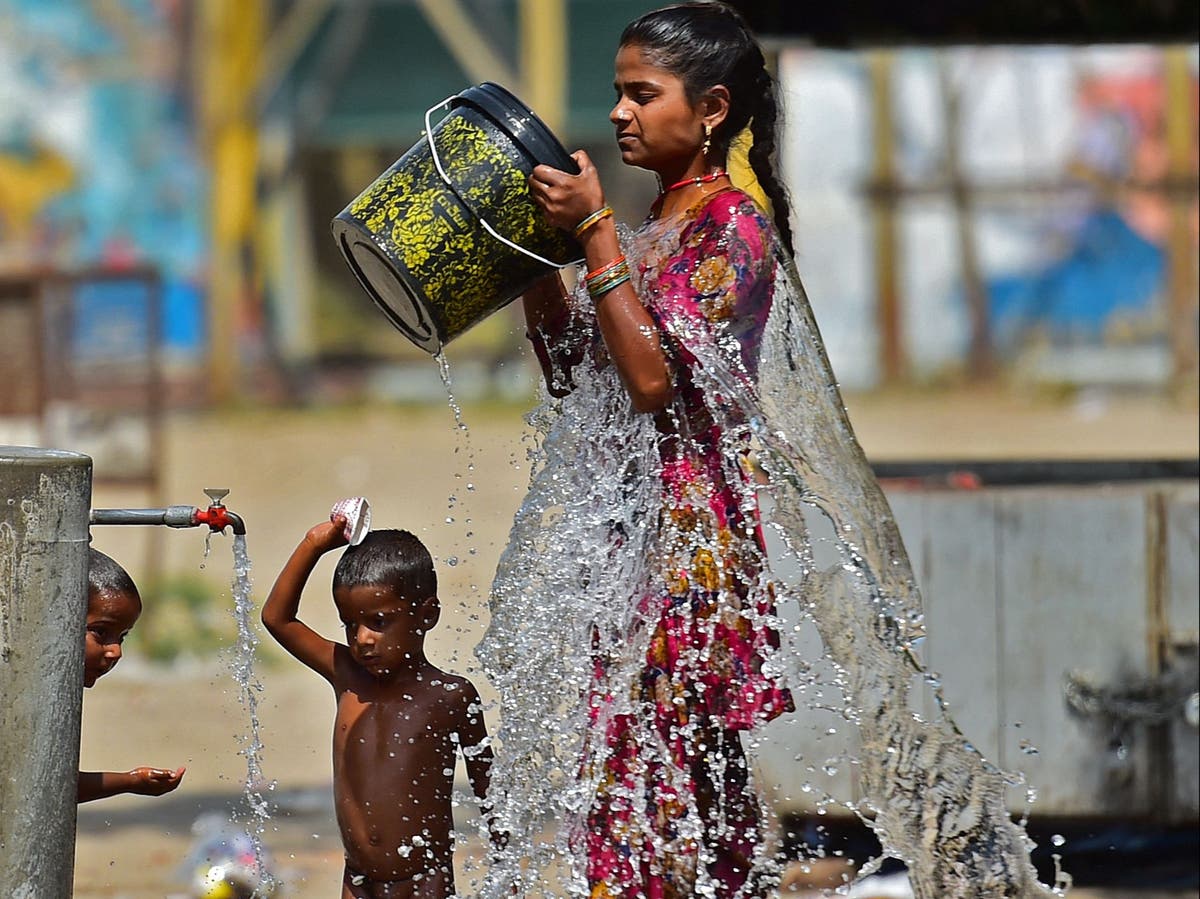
top-left (481, 185), bottom-right (1060, 899)
top-left (574, 190), bottom-right (793, 898)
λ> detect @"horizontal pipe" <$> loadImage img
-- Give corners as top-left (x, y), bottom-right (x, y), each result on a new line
top-left (89, 506), bottom-right (198, 528)
top-left (871, 458), bottom-right (1200, 487)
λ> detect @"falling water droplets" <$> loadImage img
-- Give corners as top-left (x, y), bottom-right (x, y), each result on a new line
top-left (434, 351), bottom-right (469, 433)
top-left (226, 534), bottom-right (276, 895)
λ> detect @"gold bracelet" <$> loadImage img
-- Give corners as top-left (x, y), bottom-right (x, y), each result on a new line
top-left (573, 205), bottom-right (614, 239)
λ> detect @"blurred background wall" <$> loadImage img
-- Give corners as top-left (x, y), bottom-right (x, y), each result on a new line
top-left (1, 2), bottom-right (1195, 433)
top-left (1, 5), bottom-right (1195, 893)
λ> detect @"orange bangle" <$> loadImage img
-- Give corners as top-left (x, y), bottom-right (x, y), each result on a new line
top-left (585, 254), bottom-right (626, 281)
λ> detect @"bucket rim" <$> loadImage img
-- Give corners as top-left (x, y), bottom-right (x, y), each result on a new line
top-left (330, 218), bottom-right (444, 354)
top-left (452, 81), bottom-right (579, 175)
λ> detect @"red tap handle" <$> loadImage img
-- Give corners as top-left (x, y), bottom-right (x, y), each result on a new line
top-left (195, 505), bottom-right (233, 532)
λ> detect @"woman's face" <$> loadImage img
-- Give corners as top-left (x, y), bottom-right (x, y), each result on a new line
top-left (610, 44), bottom-right (708, 175)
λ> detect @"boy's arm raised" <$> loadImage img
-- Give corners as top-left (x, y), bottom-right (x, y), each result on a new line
top-left (261, 520), bottom-right (347, 683)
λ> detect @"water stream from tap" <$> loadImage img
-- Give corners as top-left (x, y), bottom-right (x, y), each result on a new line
top-left (200, 531), bottom-right (275, 894)
top-left (228, 533), bottom-right (275, 895)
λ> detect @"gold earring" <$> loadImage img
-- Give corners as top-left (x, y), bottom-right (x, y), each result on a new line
top-left (702, 123), bottom-right (712, 158)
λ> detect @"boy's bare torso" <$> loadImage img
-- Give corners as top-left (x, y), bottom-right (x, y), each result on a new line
top-left (331, 652), bottom-right (478, 888)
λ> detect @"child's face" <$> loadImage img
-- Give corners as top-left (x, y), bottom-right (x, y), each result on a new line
top-left (333, 584), bottom-right (435, 678)
top-left (84, 588), bottom-right (141, 687)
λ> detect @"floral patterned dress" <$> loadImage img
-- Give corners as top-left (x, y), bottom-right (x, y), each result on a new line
top-left (490, 178), bottom-right (1045, 898)
top-left (566, 189), bottom-right (795, 899)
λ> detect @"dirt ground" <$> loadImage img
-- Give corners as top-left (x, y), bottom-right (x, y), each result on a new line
top-left (76, 385), bottom-right (1199, 897)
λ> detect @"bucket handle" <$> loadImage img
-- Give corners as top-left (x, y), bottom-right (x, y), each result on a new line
top-left (424, 96), bottom-right (566, 270)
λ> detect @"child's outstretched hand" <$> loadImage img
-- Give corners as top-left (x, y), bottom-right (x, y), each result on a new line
top-left (129, 766), bottom-right (186, 796)
top-left (304, 518), bottom-right (349, 554)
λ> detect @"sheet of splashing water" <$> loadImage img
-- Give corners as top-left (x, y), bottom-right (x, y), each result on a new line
top-left (445, 287), bottom-right (1068, 899)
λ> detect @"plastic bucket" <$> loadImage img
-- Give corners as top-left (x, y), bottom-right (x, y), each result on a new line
top-left (331, 82), bottom-right (582, 353)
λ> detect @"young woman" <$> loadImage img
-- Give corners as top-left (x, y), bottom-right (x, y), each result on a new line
top-left (478, 4), bottom-right (1055, 897)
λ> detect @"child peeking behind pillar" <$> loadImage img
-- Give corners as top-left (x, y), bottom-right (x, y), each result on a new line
top-left (79, 548), bottom-right (186, 802)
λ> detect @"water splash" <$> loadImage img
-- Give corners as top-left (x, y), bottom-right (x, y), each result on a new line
top-left (479, 347), bottom-right (661, 896)
top-left (475, 217), bottom-right (1064, 897)
top-left (226, 533), bottom-right (276, 896)
top-left (747, 256), bottom-right (1061, 897)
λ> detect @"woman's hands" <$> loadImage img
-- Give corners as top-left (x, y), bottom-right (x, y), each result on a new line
top-left (529, 151), bottom-right (606, 233)
top-left (528, 149), bottom-right (674, 414)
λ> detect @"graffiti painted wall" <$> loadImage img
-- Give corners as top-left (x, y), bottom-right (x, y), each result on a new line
top-left (780, 44), bottom-right (1199, 389)
top-left (0, 0), bottom-right (206, 362)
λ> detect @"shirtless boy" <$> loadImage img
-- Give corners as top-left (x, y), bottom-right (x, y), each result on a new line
top-left (262, 521), bottom-right (493, 898)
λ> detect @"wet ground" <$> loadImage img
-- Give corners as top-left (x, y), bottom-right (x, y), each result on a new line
top-left (75, 387), bottom-right (1199, 897)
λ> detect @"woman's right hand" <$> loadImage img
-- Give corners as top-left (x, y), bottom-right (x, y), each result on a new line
top-left (529, 150), bottom-right (606, 233)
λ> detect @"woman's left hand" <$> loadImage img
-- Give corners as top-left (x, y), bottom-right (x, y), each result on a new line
top-left (529, 150), bottom-right (606, 233)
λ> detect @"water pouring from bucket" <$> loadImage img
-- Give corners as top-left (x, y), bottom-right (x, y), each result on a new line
top-left (331, 82), bottom-right (583, 353)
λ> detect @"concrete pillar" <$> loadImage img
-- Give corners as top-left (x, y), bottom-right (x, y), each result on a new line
top-left (0, 446), bottom-right (92, 898)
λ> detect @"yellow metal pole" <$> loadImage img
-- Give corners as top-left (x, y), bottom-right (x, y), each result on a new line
top-left (1162, 45), bottom-right (1198, 395)
top-left (868, 51), bottom-right (906, 385)
top-left (519, 0), bottom-right (567, 134)
top-left (414, 0), bottom-right (520, 88)
top-left (938, 53), bottom-right (993, 381)
top-left (198, 0), bottom-right (264, 403)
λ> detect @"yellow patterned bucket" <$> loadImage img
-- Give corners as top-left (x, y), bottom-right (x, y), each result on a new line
top-left (331, 82), bottom-right (582, 353)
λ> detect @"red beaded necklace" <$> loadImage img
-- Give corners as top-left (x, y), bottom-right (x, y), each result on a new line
top-left (659, 169), bottom-right (729, 195)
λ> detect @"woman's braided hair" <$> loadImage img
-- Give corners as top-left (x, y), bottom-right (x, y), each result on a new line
top-left (620, 1), bottom-right (794, 253)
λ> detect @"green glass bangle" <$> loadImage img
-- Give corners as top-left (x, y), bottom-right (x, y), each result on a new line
top-left (588, 270), bottom-right (630, 300)
top-left (585, 258), bottom-right (629, 291)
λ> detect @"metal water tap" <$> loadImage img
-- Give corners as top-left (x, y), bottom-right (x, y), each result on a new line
top-left (193, 488), bottom-right (246, 535)
top-left (89, 488), bottom-right (246, 535)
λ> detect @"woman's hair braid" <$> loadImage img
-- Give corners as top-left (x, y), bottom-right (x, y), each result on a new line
top-left (746, 70), bottom-right (794, 253)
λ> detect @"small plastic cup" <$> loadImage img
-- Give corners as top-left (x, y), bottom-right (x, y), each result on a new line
top-left (330, 497), bottom-right (371, 546)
